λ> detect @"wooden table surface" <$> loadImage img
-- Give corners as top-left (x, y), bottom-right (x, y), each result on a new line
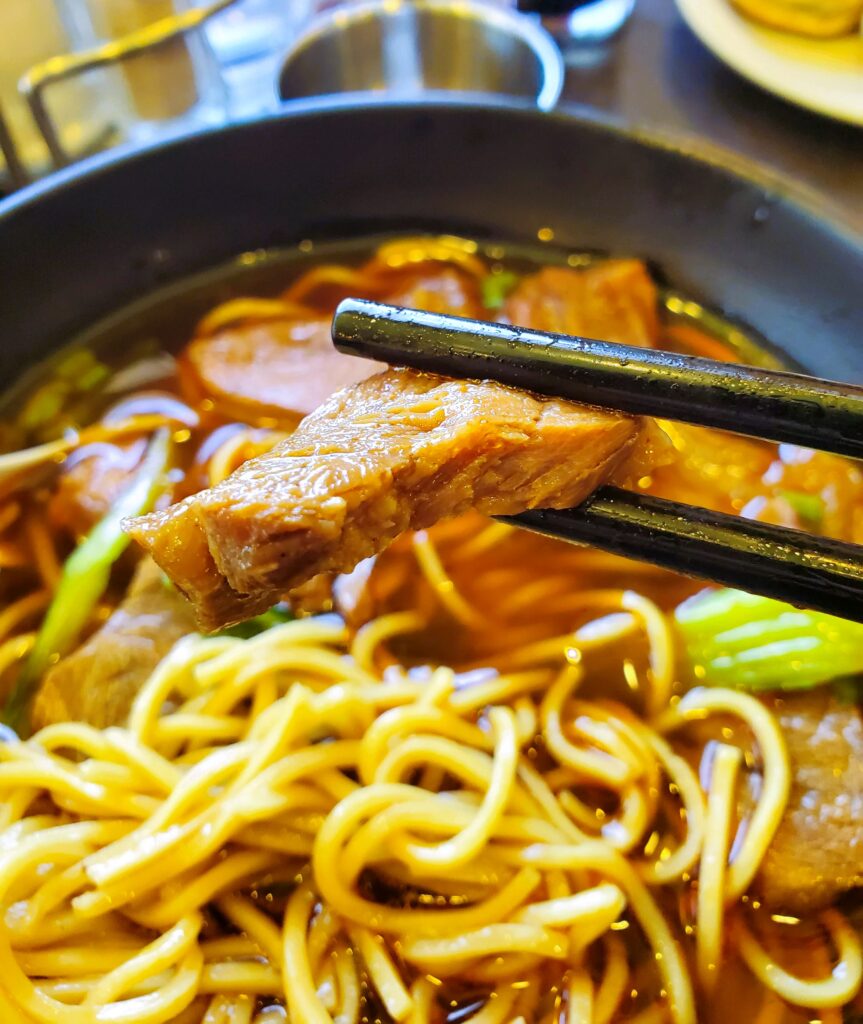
top-left (560, 0), bottom-right (863, 227)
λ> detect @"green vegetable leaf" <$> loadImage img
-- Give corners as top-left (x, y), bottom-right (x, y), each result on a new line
top-left (778, 489), bottom-right (824, 528)
top-left (218, 604), bottom-right (294, 639)
top-left (3, 429), bottom-right (173, 731)
top-left (480, 271), bottom-right (519, 310)
top-left (675, 588), bottom-right (863, 693)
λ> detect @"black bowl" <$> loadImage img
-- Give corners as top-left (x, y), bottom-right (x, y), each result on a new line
top-left (0, 96), bottom-right (861, 381)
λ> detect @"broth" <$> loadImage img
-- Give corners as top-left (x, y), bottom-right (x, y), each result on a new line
top-left (0, 235), bottom-right (860, 1024)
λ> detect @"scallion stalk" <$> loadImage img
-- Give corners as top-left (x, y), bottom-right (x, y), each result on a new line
top-left (3, 429), bottom-right (172, 731)
top-left (480, 271), bottom-right (519, 310)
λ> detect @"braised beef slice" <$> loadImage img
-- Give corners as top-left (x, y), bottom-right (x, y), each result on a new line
top-left (127, 368), bottom-right (659, 631)
top-left (32, 558), bottom-right (196, 730)
top-left (758, 689), bottom-right (863, 913)
top-left (504, 260), bottom-right (660, 348)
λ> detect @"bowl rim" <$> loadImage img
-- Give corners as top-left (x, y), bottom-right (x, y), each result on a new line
top-left (276, 0), bottom-right (566, 111)
top-left (1, 94), bottom-right (860, 248)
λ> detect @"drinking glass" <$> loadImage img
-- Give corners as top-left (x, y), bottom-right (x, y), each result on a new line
top-left (186, 0), bottom-right (313, 116)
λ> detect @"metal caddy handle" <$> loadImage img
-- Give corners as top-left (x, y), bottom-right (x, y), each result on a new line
top-left (16, 0), bottom-right (240, 173)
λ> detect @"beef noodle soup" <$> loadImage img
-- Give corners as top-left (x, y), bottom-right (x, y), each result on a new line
top-left (0, 236), bottom-right (861, 1024)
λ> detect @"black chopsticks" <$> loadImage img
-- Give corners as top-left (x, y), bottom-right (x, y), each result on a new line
top-left (503, 489), bottom-right (863, 623)
top-left (332, 298), bottom-right (863, 622)
top-left (333, 300), bottom-right (863, 459)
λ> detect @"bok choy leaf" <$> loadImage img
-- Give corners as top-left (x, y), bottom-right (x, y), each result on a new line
top-left (675, 588), bottom-right (863, 693)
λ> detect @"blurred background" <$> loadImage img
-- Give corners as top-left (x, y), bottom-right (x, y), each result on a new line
top-left (1, 0), bottom-right (860, 218)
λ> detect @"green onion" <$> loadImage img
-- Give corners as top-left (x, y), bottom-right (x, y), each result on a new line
top-left (55, 348), bottom-right (105, 381)
top-left (77, 363), bottom-right (111, 392)
top-left (218, 604), bottom-right (294, 639)
top-left (675, 588), bottom-right (863, 692)
top-left (778, 489), bottom-right (824, 528)
top-left (20, 381), bottom-right (68, 432)
top-left (831, 677), bottom-right (862, 705)
top-left (480, 271), bottom-right (519, 310)
top-left (3, 429), bottom-right (172, 731)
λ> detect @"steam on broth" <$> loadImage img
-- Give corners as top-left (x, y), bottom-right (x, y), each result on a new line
top-left (0, 236), bottom-right (862, 1024)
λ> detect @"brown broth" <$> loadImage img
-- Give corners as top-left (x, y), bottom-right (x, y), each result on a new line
top-left (0, 233), bottom-right (775, 446)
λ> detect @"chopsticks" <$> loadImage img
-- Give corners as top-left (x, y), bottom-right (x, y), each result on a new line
top-left (332, 298), bottom-right (863, 622)
top-left (334, 300), bottom-right (863, 459)
top-left (502, 489), bottom-right (863, 623)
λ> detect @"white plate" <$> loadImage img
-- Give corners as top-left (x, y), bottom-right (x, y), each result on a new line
top-left (675, 0), bottom-right (863, 126)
